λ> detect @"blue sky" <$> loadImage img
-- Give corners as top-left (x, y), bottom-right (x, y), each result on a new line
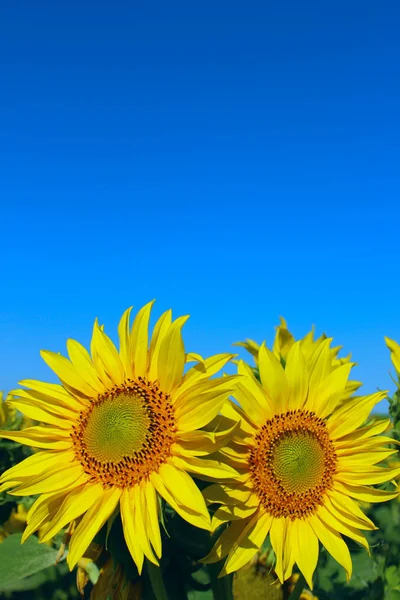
top-left (1, 1), bottom-right (399, 407)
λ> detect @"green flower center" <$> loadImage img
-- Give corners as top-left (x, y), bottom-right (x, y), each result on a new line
top-left (272, 432), bottom-right (325, 494)
top-left (83, 393), bottom-right (151, 463)
top-left (71, 378), bottom-right (177, 488)
top-left (248, 410), bottom-right (337, 519)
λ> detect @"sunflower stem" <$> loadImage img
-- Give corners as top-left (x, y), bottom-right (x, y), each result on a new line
top-left (146, 560), bottom-right (169, 600)
top-left (288, 572), bottom-right (307, 600)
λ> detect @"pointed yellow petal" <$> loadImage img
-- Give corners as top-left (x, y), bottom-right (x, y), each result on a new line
top-left (129, 484), bottom-right (159, 564)
top-left (130, 301), bottom-right (154, 378)
top-left (258, 344), bottom-right (289, 412)
top-left (67, 339), bottom-right (104, 395)
top-left (385, 336), bottom-right (400, 373)
top-left (312, 363), bottom-right (353, 419)
top-left (40, 482), bottom-right (103, 542)
top-left (15, 379), bottom-right (83, 412)
top-left (159, 462), bottom-right (210, 520)
top-left (308, 514), bottom-right (352, 581)
top-left (176, 418), bottom-right (239, 456)
top-left (120, 487), bottom-right (145, 574)
top-left (328, 490), bottom-right (377, 529)
top-left (143, 480), bottom-right (162, 559)
top-left (150, 468), bottom-right (210, 531)
top-left (337, 465), bottom-right (400, 485)
top-left (177, 354), bottom-right (235, 399)
top-left (328, 392), bottom-right (388, 439)
top-left (317, 500), bottom-right (370, 552)
top-left (9, 465), bottom-right (85, 496)
top-left (334, 481), bottom-right (399, 503)
top-left (171, 455), bottom-right (239, 482)
top-left (8, 400), bottom-right (72, 429)
top-left (40, 350), bottom-right (96, 397)
top-left (148, 309), bottom-right (172, 381)
top-left (0, 450), bottom-right (76, 484)
top-left (202, 519), bottom-right (248, 564)
top-left (67, 487), bottom-right (121, 569)
top-left (118, 307), bottom-right (134, 378)
top-left (202, 483), bottom-right (256, 507)
top-left (285, 342), bottom-right (309, 410)
top-left (92, 322), bottom-right (125, 384)
top-left (176, 389), bottom-right (234, 433)
top-left (157, 316), bottom-right (189, 393)
top-left (291, 519), bottom-right (319, 589)
top-left (0, 426), bottom-right (72, 450)
top-left (270, 518), bottom-right (287, 583)
top-left (9, 389), bottom-right (77, 420)
top-left (22, 491), bottom-right (67, 543)
top-left (221, 511), bottom-right (273, 576)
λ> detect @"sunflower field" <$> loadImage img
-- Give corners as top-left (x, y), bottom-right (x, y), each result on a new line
top-left (1, 303), bottom-right (400, 600)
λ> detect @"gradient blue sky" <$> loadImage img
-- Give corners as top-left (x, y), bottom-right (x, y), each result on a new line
top-left (1, 2), bottom-right (399, 407)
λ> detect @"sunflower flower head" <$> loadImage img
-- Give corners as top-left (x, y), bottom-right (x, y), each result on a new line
top-left (0, 301), bottom-right (239, 573)
top-left (203, 339), bottom-right (400, 589)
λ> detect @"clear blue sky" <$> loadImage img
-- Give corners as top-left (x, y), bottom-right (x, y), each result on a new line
top-left (1, 1), bottom-right (399, 407)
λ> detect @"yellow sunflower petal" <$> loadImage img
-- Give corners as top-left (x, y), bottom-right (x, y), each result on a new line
top-left (9, 464), bottom-right (85, 496)
top-left (285, 342), bottom-right (309, 410)
top-left (171, 454), bottom-right (239, 481)
top-left (67, 339), bottom-right (104, 395)
top-left (203, 483), bottom-right (256, 507)
top-left (270, 518), bottom-right (287, 583)
top-left (0, 426), bottom-right (72, 450)
top-left (131, 300), bottom-right (154, 378)
top-left (317, 502), bottom-right (370, 553)
top-left (309, 514), bottom-right (352, 581)
top-left (9, 389), bottom-right (77, 420)
top-left (0, 450), bottom-right (76, 484)
top-left (175, 388), bottom-right (234, 432)
top-left (150, 469), bottom-right (210, 531)
top-left (328, 392), bottom-right (387, 439)
top-left (131, 484), bottom-right (158, 565)
top-left (202, 519), bottom-right (249, 564)
top-left (221, 511), bottom-right (273, 576)
top-left (118, 306), bottom-right (134, 378)
top-left (159, 462), bottom-right (210, 521)
top-left (258, 344), bottom-right (289, 412)
top-left (385, 336), bottom-right (400, 373)
top-left (334, 481), bottom-right (399, 503)
top-left (120, 488), bottom-right (145, 574)
top-left (157, 316), bottom-right (189, 393)
top-left (148, 309), bottom-right (172, 381)
top-left (7, 400), bottom-right (72, 429)
top-left (67, 487), bottom-right (121, 569)
top-left (40, 482), bottom-right (103, 542)
top-left (143, 480), bottom-right (162, 559)
top-left (177, 354), bottom-right (235, 399)
top-left (92, 321), bottom-right (125, 384)
top-left (291, 518), bottom-right (319, 590)
top-left (22, 491), bottom-right (68, 543)
top-left (310, 363), bottom-right (353, 419)
top-left (40, 351), bottom-right (95, 398)
top-left (17, 380), bottom-right (85, 410)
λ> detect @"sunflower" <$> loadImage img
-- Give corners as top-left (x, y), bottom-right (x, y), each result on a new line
top-left (234, 317), bottom-right (361, 398)
top-left (0, 301), bottom-right (238, 572)
top-left (203, 340), bottom-right (400, 588)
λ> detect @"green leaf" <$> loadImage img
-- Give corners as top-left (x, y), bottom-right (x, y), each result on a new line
top-left (386, 566), bottom-right (400, 588)
top-left (0, 533), bottom-right (66, 591)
